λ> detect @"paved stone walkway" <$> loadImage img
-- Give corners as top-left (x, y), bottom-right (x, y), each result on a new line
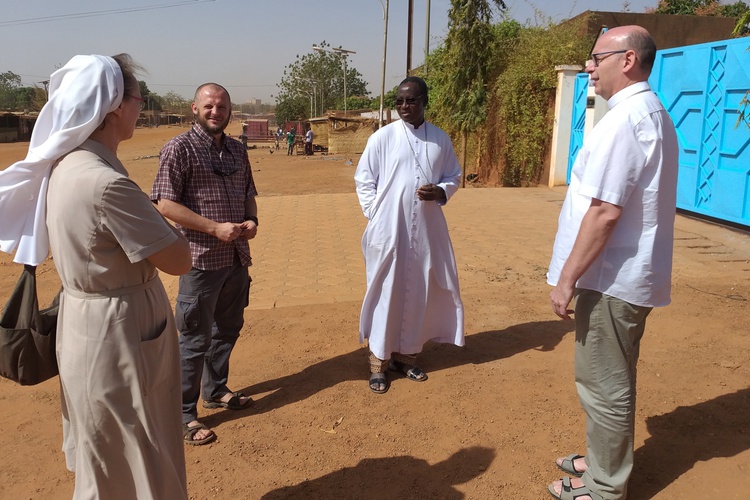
top-left (249, 185), bottom-right (750, 310)
top-left (249, 187), bottom-right (566, 310)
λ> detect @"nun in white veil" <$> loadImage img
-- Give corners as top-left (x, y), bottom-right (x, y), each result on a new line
top-left (0, 54), bottom-right (191, 499)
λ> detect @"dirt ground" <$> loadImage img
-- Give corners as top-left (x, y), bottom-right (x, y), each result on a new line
top-left (1, 125), bottom-right (749, 499)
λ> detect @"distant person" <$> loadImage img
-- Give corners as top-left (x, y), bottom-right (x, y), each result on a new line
top-left (354, 76), bottom-right (464, 394)
top-left (0, 54), bottom-right (191, 498)
top-left (151, 83), bottom-right (259, 446)
top-left (547, 26), bottom-right (679, 500)
top-left (304, 125), bottom-right (314, 155)
top-left (240, 123), bottom-right (248, 149)
top-left (286, 128), bottom-right (296, 155)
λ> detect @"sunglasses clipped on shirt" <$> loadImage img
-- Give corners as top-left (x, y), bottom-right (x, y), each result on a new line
top-left (209, 147), bottom-right (239, 177)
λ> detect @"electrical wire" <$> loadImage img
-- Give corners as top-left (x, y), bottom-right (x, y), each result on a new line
top-left (0, 0), bottom-right (215, 28)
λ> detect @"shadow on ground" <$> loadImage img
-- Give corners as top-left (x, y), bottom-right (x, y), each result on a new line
top-left (260, 446), bottom-right (496, 499)
top-left (205, 319), bottom-right (573, 426)
top-left (629, 387), bottom-right (750, 498)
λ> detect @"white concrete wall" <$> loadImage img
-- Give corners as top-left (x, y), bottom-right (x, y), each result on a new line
top-left (549, 65), bottom-right (583, 187)
top-left (548, 68), bottom-right (608, 187)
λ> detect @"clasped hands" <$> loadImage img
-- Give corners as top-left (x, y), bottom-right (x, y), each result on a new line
top-left (416, 183), bottom-right (446, 202)
top-left (214, 220), bottom-right (257, 242)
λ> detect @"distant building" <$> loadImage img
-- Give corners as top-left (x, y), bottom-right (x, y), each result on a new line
top-left (0, 112), bottom-right (37, 143)
top-left (241, 118), bottom-right (270, 140)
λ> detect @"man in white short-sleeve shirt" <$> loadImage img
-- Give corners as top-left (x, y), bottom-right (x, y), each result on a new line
top-left (546, 26), bottom-right (678, 500)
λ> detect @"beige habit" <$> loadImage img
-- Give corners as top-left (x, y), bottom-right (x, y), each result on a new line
top-left (47, 140), bottom-right (187, 499)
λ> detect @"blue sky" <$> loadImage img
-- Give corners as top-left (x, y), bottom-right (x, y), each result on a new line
top-left (0, 0), bottom-right (657, 104)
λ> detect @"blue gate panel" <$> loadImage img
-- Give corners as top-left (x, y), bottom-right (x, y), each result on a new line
top-left (565, 36), bottom-right (749, 228)
top-left (567, 73), bottom-right (589, 184)
top-left (653, 38), bottom-right (750, 227)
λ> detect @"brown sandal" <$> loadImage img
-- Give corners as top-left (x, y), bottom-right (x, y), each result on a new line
top-left (183, 422), bottom-right (216, 446)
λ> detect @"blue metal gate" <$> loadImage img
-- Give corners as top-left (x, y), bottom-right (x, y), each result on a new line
top-left (568, 37), bottom-right (750, 227)
top-left (652, 38), bottom-right (750, 227)
top-left (567, 73), bottom-right (590, 184)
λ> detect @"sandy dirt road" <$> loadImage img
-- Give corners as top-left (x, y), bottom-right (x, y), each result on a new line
top-left (1, 125), bottom-right (749, 499)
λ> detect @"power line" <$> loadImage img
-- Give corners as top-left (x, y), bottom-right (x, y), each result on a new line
top-left (149, 83), bottom-right (276, 89)
top-left (0, 0), bottom-right (216, 28)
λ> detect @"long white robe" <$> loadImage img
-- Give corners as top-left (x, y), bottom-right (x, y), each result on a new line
top-left (354, 119), bottom-right (464, 359)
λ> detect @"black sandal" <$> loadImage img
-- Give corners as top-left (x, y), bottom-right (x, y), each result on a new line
top-left (202, 391), bottom-right (253, 410)
top-left (389, 360), bottom-right (428, 382)
top-left (369, 372), bottom-right (390, 394)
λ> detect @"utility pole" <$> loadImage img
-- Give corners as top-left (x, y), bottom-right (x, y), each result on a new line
top-left (406, 0), bottom-right (414, 75)
top-left (424, 0), bottom-right (431, 75)
top-left (379, 0), bottom-right (389, 128)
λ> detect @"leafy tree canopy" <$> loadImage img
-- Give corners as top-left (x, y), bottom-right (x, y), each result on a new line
top-left (426, 0), bottom-right (508, 135)
top-left (275, 40), bottom-right (369, 124)
top-left (651, 0), bottom-right (749, 17)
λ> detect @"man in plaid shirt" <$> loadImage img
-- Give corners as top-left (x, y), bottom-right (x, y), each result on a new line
top-left (151, 83), bottom-right (258, 446)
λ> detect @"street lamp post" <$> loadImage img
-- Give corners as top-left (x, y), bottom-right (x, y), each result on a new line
top-left (293, 77), bottom-right (318, 118)
top-left (39, 80), bottom-right (50, 102)
top-left (312, 44), bottom-right (356, 116)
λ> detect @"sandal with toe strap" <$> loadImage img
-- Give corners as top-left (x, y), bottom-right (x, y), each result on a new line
top-left (557, 453), bottom-right (586, 477)
top-left (369, 372), bottom-right (390, 394)
top-left (547, 476), bottom-right (598, 500)
top-left (183, 422), bottom-right (216, 446)
top-left (202, 391), bottom-right (253, 410)
top-left (389, 359), bottom-right (428, 382)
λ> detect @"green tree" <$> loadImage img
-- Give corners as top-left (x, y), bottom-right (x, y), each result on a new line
top-left (13, 86), bottom-right (46, 112)
top-left (345, 95), bottom-right (372, 110)
top-left (650, 0), bottom-right (750, 34)
top-left (275, 41), bottom-right (369, 121)
top-left (650, 0), bottom-right (749, 17)
top-left (734, 10), bottom-right (750, 34)
top-left (722, 1), bottom-right (750, 18)
top-left (489, 17), bottom-right (593, 186)
top-left (161, 91), bottom-right (188, 113)
top-left (739, 90), bottom-right (750, 127)
top-left (0, 71), bottom-right (22, 110)
top-left (427, 0), bottom-right (507, 186)
top-left (274, 96), bottom-right (307, 125)
top-left (137, 81), bottom-right (162, 113)
top-left (651, 0), bottom-right (718, 15)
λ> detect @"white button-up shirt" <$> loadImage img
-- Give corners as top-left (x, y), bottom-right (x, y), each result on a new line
top-left (547, 81), bottom-right (679, 307)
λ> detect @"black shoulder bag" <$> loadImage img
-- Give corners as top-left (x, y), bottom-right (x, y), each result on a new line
top-left (0, 265), bottom-right (60, 385)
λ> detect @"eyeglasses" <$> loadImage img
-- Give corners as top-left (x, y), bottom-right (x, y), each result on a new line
top-left (395, 96), bottom-right (423, 106)
top-left (125, 94), bottom-right (146, 110)
top-left (586, 50), bottom-right (628, 68)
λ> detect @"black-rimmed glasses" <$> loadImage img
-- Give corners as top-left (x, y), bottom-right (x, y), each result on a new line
top-left (586, 50), bottom-right (628, 68)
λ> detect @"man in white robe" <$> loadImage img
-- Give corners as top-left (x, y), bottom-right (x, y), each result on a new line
top-left (354, 76), bottom-right (464, 394)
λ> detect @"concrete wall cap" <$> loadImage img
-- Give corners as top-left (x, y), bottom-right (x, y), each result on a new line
top-left (555, 65), bottom-right (583, 72)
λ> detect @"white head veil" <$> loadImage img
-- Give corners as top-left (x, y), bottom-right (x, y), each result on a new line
top-left (0, 54), bottom-right (124, 265)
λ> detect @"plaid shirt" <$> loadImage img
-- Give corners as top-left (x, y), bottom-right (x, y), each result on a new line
top-left (151, 125), bottom-right (258, 270)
